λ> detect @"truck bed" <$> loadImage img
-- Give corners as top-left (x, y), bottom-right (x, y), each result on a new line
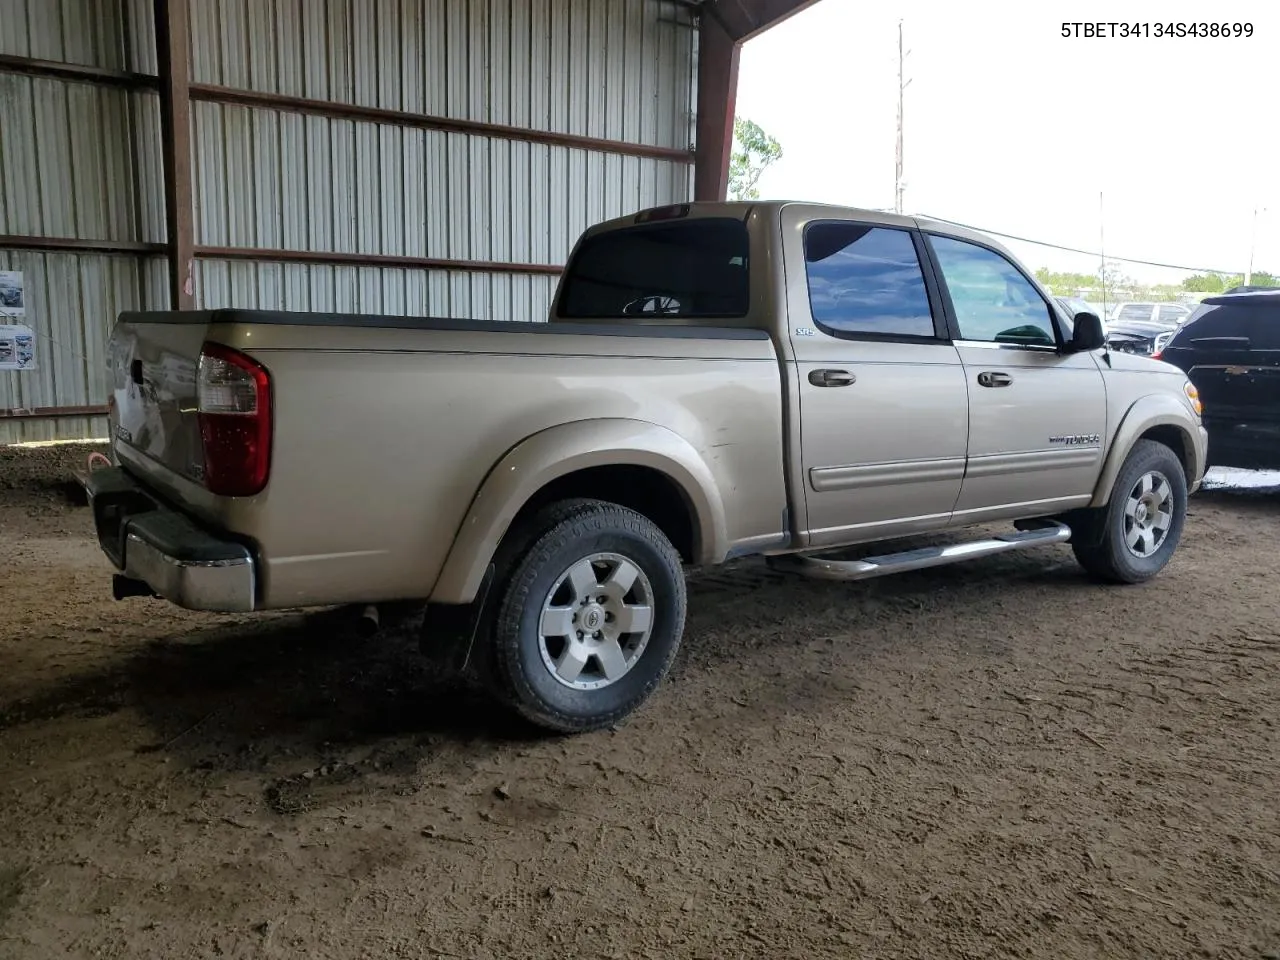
top-left (106, 309), bottom-right (789, 610)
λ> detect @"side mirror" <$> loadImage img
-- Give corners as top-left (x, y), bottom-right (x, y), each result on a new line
top-left (1069, 312), bottom-right (1106, 352)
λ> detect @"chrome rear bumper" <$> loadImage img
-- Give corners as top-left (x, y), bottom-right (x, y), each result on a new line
top-left (86, 467), bottom-right (256, 613)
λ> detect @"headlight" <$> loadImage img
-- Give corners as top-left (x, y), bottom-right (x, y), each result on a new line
top-left (1183, 381), bottom-right (1203, 417)
top-left (1153, 331), bottom-right (1174, 355)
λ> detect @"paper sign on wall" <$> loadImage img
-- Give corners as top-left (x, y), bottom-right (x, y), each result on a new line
top-left (0, 271), bottom-right (36, 370)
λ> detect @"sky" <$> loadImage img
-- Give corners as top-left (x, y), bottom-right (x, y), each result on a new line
top-left (735, 0), bottom-right (1278, 286)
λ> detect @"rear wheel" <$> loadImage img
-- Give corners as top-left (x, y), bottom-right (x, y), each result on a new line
top-left (1072, 439), bottom-right (1188, 584)
top-left (484, 499), bottom-right (687, 733)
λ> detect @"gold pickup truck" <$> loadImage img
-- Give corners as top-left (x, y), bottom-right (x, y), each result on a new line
top-left (88, 202), bottom-right (1208, 732)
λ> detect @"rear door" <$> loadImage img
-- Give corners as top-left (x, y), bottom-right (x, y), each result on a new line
top-left (780, 210), bottom-right (969, 547)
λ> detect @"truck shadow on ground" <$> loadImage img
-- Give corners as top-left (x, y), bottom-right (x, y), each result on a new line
top-left (4, 548), bottom-right (1102, 766)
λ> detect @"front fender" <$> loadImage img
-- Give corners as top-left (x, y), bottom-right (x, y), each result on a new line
top-left (428, 418), bottom-right (729, 604)
top-left (1089, 393), bottom-right (1207, 507)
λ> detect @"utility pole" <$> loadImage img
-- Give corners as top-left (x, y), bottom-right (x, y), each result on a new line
top-left (1099, 191), bottom-right (1108, 317)
top-left (895, 20), bottom-right (910, 214)
top-left (1246, 206), bottom-right (1265, 285)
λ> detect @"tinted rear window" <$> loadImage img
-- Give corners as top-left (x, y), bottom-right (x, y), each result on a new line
top-left (802, 223), bottom-right (936, 338)
top-left (557, 218), bottom-right (750, 320)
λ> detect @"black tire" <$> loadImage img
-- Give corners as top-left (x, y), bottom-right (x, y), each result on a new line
top-left (484, 498), bottom-right (687, 733)
top-left (1072, 439), bottom-right (1188, 584)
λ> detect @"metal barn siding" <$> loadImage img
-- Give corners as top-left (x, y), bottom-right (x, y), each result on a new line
top-left (0, 77), bottom-right (164, 243)
top-left (0, 0), bottom-right (159, 72)
top-left (188, 0), bottom-right (694, 148)
top-left (194, 259), bottom-right (558, 324)
top-left (0, 0), bottom-right (167, 442)
top-left (3, 0), bottom-right (703, 441)
top-left (0, 252), bottom-right (167, 444)
top-left (191, 101), bottom-right (690, 263)
top-left (187, 0), bottom-right (697, 320)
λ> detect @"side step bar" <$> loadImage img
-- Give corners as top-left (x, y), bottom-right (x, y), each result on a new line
top-left (767, 520), bottom-right (1072, 582)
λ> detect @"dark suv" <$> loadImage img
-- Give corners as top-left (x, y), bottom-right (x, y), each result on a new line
top-left (1158, 290), bottom-right (1280, 469)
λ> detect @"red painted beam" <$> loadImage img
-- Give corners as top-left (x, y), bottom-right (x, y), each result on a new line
top-left (194, 245), bottom-right (563, 276)
top-left (703, 0), bottom-right (825, 42)
top-left (0, 235), bottom-right (166, 255)
top-left (154, 0), bottom-right (196, 310)
top-left (0, 405), bottom-right (109, 421)
top-left (694, 13), bottom-right (741, 202)
top-left (0, 54), bottom-right (157, 89)
top-left (190, 85), bottom-right (695, 165)
top-left (694, 1), bottom-right (824, 201)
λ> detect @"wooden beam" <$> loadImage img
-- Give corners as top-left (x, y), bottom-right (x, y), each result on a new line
top-left (694, 12), bottom-right (741, 202)
top-left (153, 0), bottom-right (195, 310)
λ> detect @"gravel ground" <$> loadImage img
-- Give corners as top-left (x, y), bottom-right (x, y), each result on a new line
top-left (1, 443), bottom-right (1278, 959)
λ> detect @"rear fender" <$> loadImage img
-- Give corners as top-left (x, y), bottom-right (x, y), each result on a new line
top-left (1089, 394), bottom-right (1205, 508)
top-left (429, 419), bottom-right (728, 604)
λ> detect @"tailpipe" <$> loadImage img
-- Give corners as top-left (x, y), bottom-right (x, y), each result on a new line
top-left (112, 574), bottom-right (156, 600)
top-left (356, 604), bottom-right (381, 637)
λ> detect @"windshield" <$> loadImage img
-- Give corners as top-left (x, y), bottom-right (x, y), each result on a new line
top-left (557, 218), bottom-right (751, 320)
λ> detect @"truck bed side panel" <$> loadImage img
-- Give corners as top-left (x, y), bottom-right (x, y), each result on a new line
top-left (209, 327), bottom-right (784, 609)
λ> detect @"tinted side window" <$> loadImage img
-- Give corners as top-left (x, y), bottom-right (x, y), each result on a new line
top-left (929, 235), bottom-right (1056, 346)
top-left (1157, 304), bottom-right (1188, 323)
top-left (558, 218), bottom-right (750, 319)
top-left (802, 224), bottom-right (936, 338)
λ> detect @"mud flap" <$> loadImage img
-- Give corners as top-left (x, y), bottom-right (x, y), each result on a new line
top-left (418, 563), bottom-right (496, 677)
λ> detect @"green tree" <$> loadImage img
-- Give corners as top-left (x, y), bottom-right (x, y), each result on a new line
top-left (727, 118), bottom-right (782, 201)
top-left (1034, 268), bottom-right (1098, 295)
top-left (1097, 262), bottom-right (1134, 303)
top-left (1245, 271), bottom-right (1279, 287)
top-left (1182, 273), bottom-right (1228, 293)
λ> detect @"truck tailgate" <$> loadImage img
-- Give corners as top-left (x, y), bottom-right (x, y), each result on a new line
top-left (109, 310), bottom-right (215, 486)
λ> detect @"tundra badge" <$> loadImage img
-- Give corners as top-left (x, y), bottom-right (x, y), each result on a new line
top-left (1049, 433), bottom-right (1101, 446)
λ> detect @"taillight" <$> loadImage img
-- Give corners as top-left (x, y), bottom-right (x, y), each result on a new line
top-left (197, 342), bottom-right (272, 496)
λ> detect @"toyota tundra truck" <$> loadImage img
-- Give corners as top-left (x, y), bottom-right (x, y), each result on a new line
top-left (86, 201), bottom-right (1208, 732)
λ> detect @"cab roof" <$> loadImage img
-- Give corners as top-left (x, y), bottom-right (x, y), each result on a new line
top-left (583, 200), bottom-right (1020, 261)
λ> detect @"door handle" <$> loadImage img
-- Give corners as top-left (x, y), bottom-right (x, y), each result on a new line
top-left (977, 371), bottom-right (1013, 388)
top-left (809, 369), bottom-right (856, 387)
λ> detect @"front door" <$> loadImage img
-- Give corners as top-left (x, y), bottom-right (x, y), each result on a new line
top-left (782, 213), bottom-right (970, 547)
top-left (924, 233), bottom-right (1107, 522)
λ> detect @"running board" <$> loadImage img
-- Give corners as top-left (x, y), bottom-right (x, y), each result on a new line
top-left (767, 521), bottom-right (1072, 582)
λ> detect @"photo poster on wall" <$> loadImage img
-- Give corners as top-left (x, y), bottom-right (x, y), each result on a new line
top-left (0, 271), bottom-right (36, 371)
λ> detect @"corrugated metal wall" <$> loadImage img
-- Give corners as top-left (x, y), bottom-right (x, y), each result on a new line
top-left (0, 0), bottom-right (166, 443)
top-left (188, 0), bottom-right (697, 315)
top-left (1, 0), bottom-right (697, 443)
top-left (0, 0), bottom-right (156, 72)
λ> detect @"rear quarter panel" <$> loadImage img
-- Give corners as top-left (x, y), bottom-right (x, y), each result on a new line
top-left (203, 321), bottom-right (785, 609)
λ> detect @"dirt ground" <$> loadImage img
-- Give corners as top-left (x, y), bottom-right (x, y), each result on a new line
top-left (1, 444), bottom-right (1278, 960)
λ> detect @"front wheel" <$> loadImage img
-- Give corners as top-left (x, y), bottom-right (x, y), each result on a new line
top-left (485, 499), bottom-right (687, 733)
top-left (1072, 439), bottom-right (1188, 584)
